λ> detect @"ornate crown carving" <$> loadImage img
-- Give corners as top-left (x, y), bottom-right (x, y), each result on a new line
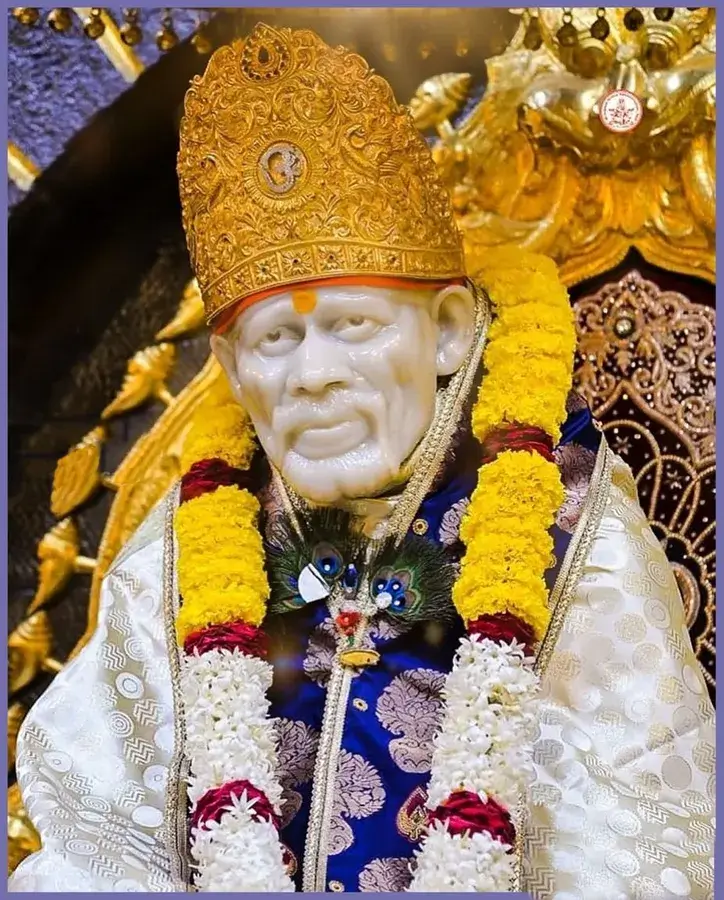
top-left (177, 24), bottom-right (465, 324)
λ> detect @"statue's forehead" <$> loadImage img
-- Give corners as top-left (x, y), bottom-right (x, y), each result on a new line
top-left (254, 283), bottom-right (407, 316)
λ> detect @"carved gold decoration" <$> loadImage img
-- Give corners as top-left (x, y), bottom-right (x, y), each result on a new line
top-left (409, 72), bottom-right (472, 140)
top-left (51, 426), bottom-right (112, 518)
top-left (101, 343), bottom-right (176, 420)
top-left (416, 7), bottom-right (715, 286)
top-left (178, 23), bottom-right (465, 325)
top-left (7, 142), bottom-right (40, 191)
top-left (9, 612), bottom-right (62, 695)
top-left (71, 8), bottom-right (145, 82)
top-left (8, 783), bottom-right (41, 875)
top-left (572, 271), bottom-right (715, 686)
top-left (28, 519), bottom-right (97, 614)
top-left (72, 354), bottom-right (225, 657)
top-left (8, 703), bottom-right (26, 772)
top-left (155, 279), bottom-right (206, 341)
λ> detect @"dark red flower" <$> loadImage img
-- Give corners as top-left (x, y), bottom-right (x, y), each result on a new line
top-left (180, 458), bottom-right (252, 504)
top-left (335, 610), bottom-right (362, 636)
top-left (428, 791), bottom-right (516, 849)
top-left (281, 845), bottom-right (298, 877)
top-left (184, 621), bottom-right (269, 659)
top-left (190, 780), bottom-right (280, 834)
top-left (481, 423), bottom-right (554, 465)
top-left (467, 612), bottom-right (535, 654)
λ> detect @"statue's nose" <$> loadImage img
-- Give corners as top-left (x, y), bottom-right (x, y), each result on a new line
top-left (287, 332), bottom-right (353, 396)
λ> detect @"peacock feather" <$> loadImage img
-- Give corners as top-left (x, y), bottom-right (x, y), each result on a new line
top-left (265, 506), bottom-right (458, 625)
top-left (369, 534), bottom-right (459, 625)
top-left (265, 507), bottom-right (366, 615)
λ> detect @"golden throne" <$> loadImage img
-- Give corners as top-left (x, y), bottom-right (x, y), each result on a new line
top-left (8, 6), bottom-right (715, 872)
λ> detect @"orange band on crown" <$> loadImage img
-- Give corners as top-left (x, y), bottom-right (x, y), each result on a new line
top-left (212, 275), bottom-right (464, 334)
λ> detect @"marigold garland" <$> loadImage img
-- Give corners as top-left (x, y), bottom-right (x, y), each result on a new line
top-left (180, 378), bottom-right (256, 472)
top-left (470, 248), bottom-right (575, 445)
top-left (174, 248), bottom-right (577, 893)
top-left (453, 449), bottom-right (565, 637)
top-left (175, 486), bottom-right (268, 640)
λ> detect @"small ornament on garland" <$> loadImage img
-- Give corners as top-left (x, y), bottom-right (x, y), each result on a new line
top-left (335, 610), bottom-right (361, 637)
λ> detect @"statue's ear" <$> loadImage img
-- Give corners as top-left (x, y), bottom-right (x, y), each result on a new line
top-left (431, 283), bottom-right (476, 376)
top-left (210, 332), bottom-right (243, 401)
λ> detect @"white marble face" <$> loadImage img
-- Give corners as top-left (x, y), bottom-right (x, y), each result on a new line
top-left (212, 282), bottom-right (475, 504)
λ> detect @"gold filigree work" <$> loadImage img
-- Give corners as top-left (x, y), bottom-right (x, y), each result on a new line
top-left (178, 24), bottom-right (465, 324)
top-left (575, 271), bottom-right (715, 467)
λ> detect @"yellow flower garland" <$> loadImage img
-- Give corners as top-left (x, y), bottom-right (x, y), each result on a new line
top-left (180, 378), bottom-right (256, 472)
top-left (175, 248), bottom-right (576, 650)
top-left (471, 249), bottom-right (574, 445)
top-left (175, 378), bottom-right (263, 644)
top-left (176, 486), bottom-right (268, 640)
top-left (456, 249), bottom-right (577, 638)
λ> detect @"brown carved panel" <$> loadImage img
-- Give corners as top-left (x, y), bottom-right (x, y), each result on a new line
top-left (572, 266), bottom-right (715, 694)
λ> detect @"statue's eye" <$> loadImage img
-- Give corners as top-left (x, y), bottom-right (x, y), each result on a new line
top-left (256, 324), bottom-right (301, 356)
top-left (333, 315), bottom-right (381, 342)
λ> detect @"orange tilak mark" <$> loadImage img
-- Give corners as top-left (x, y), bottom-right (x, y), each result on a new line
top-left (292, 289), bottom-right (317, 315)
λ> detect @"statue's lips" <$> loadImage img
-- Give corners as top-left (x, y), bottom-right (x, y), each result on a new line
top-left (292, 419), bottom-right (368, 459)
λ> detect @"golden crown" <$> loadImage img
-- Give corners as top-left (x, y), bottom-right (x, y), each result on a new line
top-left (177, 24), bottom-right (465, 325)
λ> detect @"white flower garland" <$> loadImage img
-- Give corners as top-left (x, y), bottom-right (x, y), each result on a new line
top-left (191, 795), bottom-right (294, 893)
top-left (181, 648), bottom-right (293, 891)
top-left (408, 823), bottom-right (515, 892)
top-left (180, 627), bottom-right (538, 892)
top-left (408, 636), bottom-right (538, 892)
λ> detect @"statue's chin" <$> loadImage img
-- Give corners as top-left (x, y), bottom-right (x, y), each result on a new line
top-left (280, 446), bottom-right (401, 506)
